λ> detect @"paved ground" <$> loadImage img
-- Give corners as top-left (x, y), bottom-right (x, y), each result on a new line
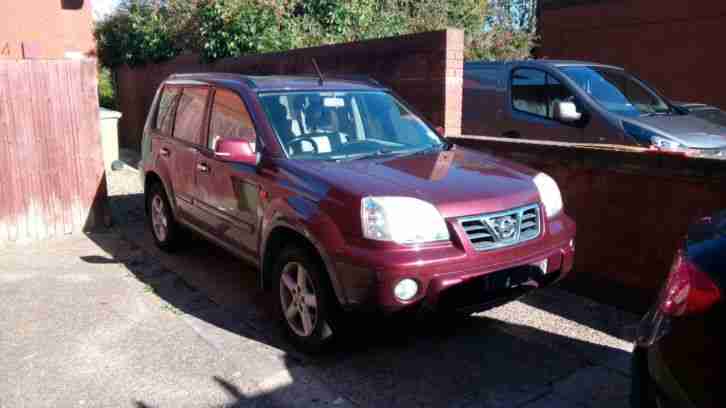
top-left (0, 164), bottom-right (640, 407)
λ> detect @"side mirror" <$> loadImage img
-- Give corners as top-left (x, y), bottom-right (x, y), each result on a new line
top-left (214, 137), bottom-right (258, 165)
top-left (554, 101), bottom-right (582, 123)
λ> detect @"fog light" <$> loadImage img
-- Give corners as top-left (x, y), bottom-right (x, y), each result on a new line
top-left (394, 278), bottom-right (419, 301)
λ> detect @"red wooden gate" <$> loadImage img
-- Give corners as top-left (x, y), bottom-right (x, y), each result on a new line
top-left (0, 59), bottom-right (107, 243)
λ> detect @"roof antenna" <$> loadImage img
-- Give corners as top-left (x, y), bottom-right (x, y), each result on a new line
top-left (311, 58), bottom-right (324, 86)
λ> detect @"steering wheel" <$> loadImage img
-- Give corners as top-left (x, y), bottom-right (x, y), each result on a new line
top-left (286, 136), bottom-right (320, 155)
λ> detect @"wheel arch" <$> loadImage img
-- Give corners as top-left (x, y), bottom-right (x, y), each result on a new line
top-left (260, 221), bottom-right (347, 306)
top-left (144, 170), bottom-right (177, 217)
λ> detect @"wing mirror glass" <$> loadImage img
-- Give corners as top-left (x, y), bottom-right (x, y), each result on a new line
top-left (554, 101), bottom-right (582, 123)
top-left (214, 137), bottom-right (258, 165)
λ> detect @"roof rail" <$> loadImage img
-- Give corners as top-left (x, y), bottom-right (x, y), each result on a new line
top-left (326, 74), bottom-right (383, 87)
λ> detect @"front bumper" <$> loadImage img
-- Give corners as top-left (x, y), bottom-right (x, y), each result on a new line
top-left (335, 214), bottom-right (576, 312)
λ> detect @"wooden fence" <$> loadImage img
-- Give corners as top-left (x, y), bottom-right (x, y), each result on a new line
top-left (0, 59), bottom-right (107, 244)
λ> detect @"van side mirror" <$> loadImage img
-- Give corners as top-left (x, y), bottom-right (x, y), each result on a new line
top-left (554, 101), bottom-right (582, 123)
top-left (214, 137), bottom-right (258, 165)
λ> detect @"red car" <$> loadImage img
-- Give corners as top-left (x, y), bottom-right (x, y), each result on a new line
top-left (631, 211), bottom-right (724, 407)
top-left (139, 73), bottom-right (576, 351)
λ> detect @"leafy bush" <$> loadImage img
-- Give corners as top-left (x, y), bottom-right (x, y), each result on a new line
top-left (98, 67), bottom-right (117, 109)
top-left (198, 0), bottom-right (302, 62)
top-left (95, 1), bottom-right (181, 68)
top-left (94, 0), bottom-right (538, 68)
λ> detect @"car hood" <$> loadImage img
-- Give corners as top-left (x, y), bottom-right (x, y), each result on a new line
top-left (309, 147), bottom-right (541, 218)
top-left (630, 114), bottom-right (726, 149)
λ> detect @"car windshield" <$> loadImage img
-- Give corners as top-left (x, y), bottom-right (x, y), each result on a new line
top-left (258, 91), bottom-right (443, 160)
top-left (560, 66), bottom-right (673, 117)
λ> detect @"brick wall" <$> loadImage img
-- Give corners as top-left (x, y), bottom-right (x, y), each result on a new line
top-left (0, 0), bottom-right (94, 59)
top-left (115, 29), bottom-right (464, 150)
top-left (539, 0), bottom-right (726, 109)
top-left (452, 136), bottom-right (726, 312)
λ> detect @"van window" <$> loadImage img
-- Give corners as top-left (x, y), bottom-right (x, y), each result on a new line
top-left (512, 69), bottom-right (575, 120)
top-left (208, 89), bottom-right (255, 150)
top-left (512, 69), bottom-right (548, 117)
top-left (561, 66), bottom-right (671, 117)
top-left (173, 87), bottom-right (209, 145)
top-left (155, 86), bottom-right (181, 136)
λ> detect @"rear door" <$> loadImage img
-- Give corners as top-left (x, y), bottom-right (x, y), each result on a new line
top-left (195, 88), bottom-right (261, 259)
top-left (168, 86), bottom-right (210, 225)
top-left (503, 67), bottom-right (585, 142)
top-left (148, 85), bottom-right (181, 193)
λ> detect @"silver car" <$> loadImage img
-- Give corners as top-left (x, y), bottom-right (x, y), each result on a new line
top-left (463, 60), bottom-right (726, 158)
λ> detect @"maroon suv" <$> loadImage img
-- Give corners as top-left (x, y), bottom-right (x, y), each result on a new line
top-left (140, 73), bottom-right (576, 350)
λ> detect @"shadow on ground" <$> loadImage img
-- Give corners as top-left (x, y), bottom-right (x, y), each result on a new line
top-left (88, 191), bottom-right (633, 407)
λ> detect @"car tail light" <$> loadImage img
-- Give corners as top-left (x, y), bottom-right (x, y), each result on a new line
top-left (660, 252), bottom-right (721, 316)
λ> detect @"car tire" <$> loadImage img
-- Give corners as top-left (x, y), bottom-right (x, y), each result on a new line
top-left (273, 245), bottom-right (339, 353)
top-left (146, 182), bottom-right (182, 252)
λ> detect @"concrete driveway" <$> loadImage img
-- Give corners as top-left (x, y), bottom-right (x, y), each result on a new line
top-left (0, 168), bottom-right (639, 407)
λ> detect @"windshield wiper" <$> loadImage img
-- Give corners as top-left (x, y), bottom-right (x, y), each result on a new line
top-left (398, 143), bottom-right (452, 157)
top-left (641, 107), bottom-right (679, 117)
top-left (334, 148), bottom-right (397, 161)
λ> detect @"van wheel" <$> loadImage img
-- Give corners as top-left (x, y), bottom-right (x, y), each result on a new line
top-left (273, 245), bottom-right (338, 353)
top-left (147, 183), bottom-right (181, 252)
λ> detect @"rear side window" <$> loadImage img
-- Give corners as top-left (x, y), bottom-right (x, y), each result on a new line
top-left (173, 87), bottom-right (210, 145)
top-left (154, 86), bottom-right (181, 136)
top-left (208, 89), bottom-right (255, 150)
top-left (512, 68), bottom-right (575, 120)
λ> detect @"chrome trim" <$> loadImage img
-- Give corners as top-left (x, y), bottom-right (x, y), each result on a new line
top-left (457, 204), bottom-right (541, 251)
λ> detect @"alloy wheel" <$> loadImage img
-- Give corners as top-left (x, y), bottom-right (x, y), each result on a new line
top-left (279, 261), bottom-right (318, 337)
top-left (151, 194), bottom-right (169, 242)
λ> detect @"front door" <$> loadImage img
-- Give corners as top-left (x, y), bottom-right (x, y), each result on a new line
top-left (168, 86), bottom-right (210, 225)
top-left (504, 67), bottom-right (585, 143)
top-left (196, 88), bottom-right (261, 259)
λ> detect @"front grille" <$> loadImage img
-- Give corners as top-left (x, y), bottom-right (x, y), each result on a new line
top-left (458, 204), bottom-right (541, 251)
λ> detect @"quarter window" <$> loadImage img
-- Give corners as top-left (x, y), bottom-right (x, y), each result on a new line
top-left (173, 87), bottom-right (209, 145)
top-left (208, 89), bottom-right (255, 150)
top-left (154, 86), bottom-right (181, 136)
top-left (511, 69), bottom-right (576, 120)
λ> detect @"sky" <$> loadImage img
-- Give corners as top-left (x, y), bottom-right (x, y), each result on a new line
top-left (92, 0), bottom-right (120, 21)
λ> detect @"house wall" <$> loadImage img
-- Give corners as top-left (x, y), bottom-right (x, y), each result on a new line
top-left (539, 0), bottom-right (726, 109)
top-left (0, 0), bottom-right (95, 59)
top-left (115, 29), bottom-right (464, 150)
top-left (0, 59), bottom-right (107, 244)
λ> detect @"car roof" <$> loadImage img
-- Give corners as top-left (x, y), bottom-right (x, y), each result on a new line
top-left (166, 73), bottom-right (387, 92)
top-left (464, 59), bottom-right (624, 71)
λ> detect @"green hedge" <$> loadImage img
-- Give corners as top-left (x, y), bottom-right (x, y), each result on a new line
top-left (94, 0), bottom-right (537, 68)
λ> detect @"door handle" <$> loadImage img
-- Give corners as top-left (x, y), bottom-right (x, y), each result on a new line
top-left (160, 147), bottom-right (170, 157)
top-left (197, 163), bottom-right (209, 173)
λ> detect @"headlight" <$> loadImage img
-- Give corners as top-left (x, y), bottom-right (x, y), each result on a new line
top-left (623, 122), bottom-right (686, 152)
top-left (533, 173), bottom-right (563, 218)
top-left (651, 135), bottom-right (687, 152)
top-left (361, 196), bottom-right (449, 244)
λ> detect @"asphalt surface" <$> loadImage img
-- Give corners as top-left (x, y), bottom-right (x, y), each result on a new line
top-left (0, 166), bottom-right (640, 407)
